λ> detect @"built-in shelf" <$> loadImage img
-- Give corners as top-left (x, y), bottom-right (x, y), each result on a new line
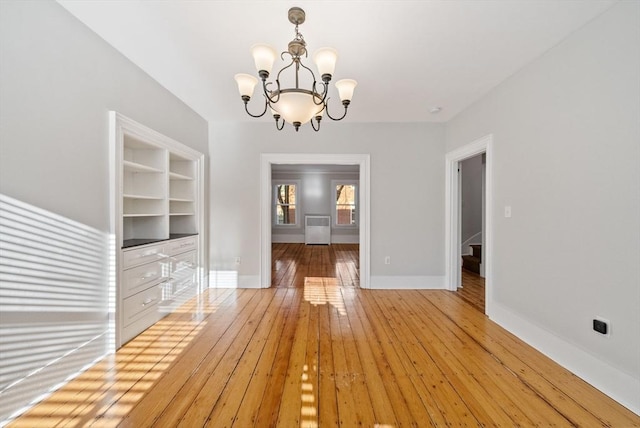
top-left (124, 194), bottom-right (164, 200)
top-left (123, 213), bottom-right (164, 218)
top-left (112, 112), bottom-right (204, 350)
top-left (123, 160), bottom-right (164, 173)
top-left (169, 171), bottom-right (193, 180)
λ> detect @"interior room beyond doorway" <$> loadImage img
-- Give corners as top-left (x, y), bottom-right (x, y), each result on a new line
top-left (271, 163), bottom-right (360, 288)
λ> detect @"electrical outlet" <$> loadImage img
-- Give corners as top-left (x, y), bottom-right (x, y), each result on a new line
top-left (235, 257), bottom-right (241, 265)
top-left (384, 256), bottom-right (391, 265)
top-left (593, 318), bottom-right (610, 336)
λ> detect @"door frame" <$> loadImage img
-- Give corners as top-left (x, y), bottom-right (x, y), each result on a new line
top-left (260, 153), bottom-right (371, 288)
top-left (445, 134), bottom-right (493, 315)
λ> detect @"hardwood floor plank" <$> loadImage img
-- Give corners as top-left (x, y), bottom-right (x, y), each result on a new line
top-left (335, 290), bottom-right (377, 426)
top-left (252, 289), bottom-right (301, 426)
top-left (173, 290), bottom-right (278, 427)
top-left (403, 290), bottom-right (571, 426)
top-left (9, 243), bottom-right (640, 427)
top-left (429, 290), bottom-right (640, 426)
top-left (368, 291), bottom-right (482, 426)
top-left (317, 300), bottom-right (339, 427)
top-left (276, 287), bottom-right (311, 426)
top-left (272, 243), bottom-right (358, 288)
top-left (203, 289), bottom-right (290, 427)
top-left (231, 288), bottom-right (296, 427)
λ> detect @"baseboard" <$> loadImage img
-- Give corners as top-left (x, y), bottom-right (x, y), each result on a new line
top-left (272, 234), bottom-right (359, 244)
top-left (271, 234), bottom-right (304, 243)
top-left (490, 302), bottom-right (640, 415)
top-left (331, 235), bottom-right (359, 244)
top-left (238, 275), bottom-right (261, 288)
top-left (369, 275), bottom-right (445, 289)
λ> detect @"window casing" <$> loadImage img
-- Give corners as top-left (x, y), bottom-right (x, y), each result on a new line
top-left (273, 181), bottom-right (299, 226)
top-left (332, 180), bottom-right (358, 227)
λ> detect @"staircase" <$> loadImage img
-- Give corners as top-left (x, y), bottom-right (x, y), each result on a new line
top-left (462, 244), bottom-right (482, 274)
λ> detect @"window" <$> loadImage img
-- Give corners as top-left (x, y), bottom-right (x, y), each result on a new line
top-left (333, 181), bottom-right (357, 226)
top-left (274, 182), bottom-right (298, 225)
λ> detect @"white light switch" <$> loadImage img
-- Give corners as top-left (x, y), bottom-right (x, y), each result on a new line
top-left (504, 206), bottom-right (512, 218)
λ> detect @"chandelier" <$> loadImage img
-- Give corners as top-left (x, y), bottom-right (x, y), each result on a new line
top-left (234, 7), bottom-right (357, 132)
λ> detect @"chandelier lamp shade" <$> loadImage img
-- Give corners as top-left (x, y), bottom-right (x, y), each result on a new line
top-left (234, 7), bottom-right (357, 132)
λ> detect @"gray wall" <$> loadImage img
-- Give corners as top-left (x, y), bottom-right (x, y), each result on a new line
top-left (210, 122), bottom-right (445, 286)
top-left (446, 1), bottom-right (639, 411)
top-left (271, 171), bottom-right (359, 242)
top-left (460, 154), bottom-right (483, 247)
top-left (0, 1), bottom-right (208, 422)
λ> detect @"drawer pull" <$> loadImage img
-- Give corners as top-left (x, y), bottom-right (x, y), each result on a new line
top-left (141, 273), bottom-right (156, 280)
top-left (141, 297), bottom-right (157, 307)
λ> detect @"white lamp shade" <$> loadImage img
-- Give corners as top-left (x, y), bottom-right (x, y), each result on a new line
top-left (313, 47), bottom-right (338, 77)
top-left (251, 44), bottom-right (277, 74)
top-left (234, 73), bottom-right (258, 97)
top-left (335, 79), bottom-right (357, 101)
top-left (270, 92), bottom-right (324, 124)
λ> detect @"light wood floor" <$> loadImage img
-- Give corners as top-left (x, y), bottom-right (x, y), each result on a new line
top-left (459, 269), bottom-right (485, 313)
top-left (272, 243), bottom-right (359, 288)
top-left (9, 247), bottom-right (640, 427)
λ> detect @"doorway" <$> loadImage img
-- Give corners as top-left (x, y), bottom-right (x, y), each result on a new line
top-left (445, 135), bottom-right (493, 315)
top-left (260, 153), bottom-right (371, 288)
top-left (270, 163), bottom-right (360, 288)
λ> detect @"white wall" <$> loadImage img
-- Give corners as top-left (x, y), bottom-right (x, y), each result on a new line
top-left (272, 171), bottom-right (359, 243)
top-left (0, 1), bottom-right (208, 422)
top-left (446, 2), bottom-right (640, 413)
top-left (210, 122), bottom-right (445, 288)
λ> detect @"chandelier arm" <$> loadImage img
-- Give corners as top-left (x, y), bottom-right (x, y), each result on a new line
top-left (274, 114), bottom-right (285, 130)
top-left (263, 80), bottom-right (281, 104)
top-left (310, 116), bottom-right (321, 132)
top-left (242, 95), bottom-right (269, 118)
top-left (311, 81), bottom-right (329, 105)
top-left (276, 58), bottom-right (297, 84)
top-left (325, 100), bottom-right (351, 121)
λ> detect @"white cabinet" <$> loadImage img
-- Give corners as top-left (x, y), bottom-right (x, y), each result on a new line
top-left (111, 112), bottom-right (204, 348)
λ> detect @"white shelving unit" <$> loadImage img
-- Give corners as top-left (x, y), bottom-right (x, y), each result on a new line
top-left (110, 112), bottom-right (205, 348)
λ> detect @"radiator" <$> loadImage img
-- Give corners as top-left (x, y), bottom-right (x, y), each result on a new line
top-left (305, 215), bottom-right (331, 245)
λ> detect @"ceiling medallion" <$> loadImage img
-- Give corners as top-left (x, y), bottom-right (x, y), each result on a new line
top-left (234, 7), bottom-right (357, 132)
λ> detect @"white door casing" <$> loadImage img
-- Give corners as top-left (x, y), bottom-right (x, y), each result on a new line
top-left (445, 134), bottom-right (493, 315)
top-left (260, 153), bottom-right (370, 288)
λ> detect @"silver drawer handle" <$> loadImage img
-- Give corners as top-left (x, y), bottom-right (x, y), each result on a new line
top-left (141, 273), bottom-right (156, 280)
top-left (141, 297), bottom-right (157, 306)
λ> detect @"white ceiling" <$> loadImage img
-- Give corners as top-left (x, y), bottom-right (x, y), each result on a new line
top-left (58, 0), bottom-right (615, 124)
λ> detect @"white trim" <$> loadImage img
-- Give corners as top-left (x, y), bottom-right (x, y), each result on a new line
top-left (331, 235), bottom-right (359, 244)
top-left (260, 153), bottom-right (371, 288)
top-left (271, 234), bottom-right (359, 244)
top-left (271, 234), bottom-right (305, 243)
top-left (239, 275), bottom-right (261, 288)
top-left (109, 111), bottom-right (206, 348)
top-left (491, 302), bottom-right (640, 415)
top-left (445, 134), bottom-right (493, 315)
top-left (370, 275), bottom-right (445, 289)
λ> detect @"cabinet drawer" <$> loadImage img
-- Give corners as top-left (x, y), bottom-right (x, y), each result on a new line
top-left (167, 236), bottom-right (197, 255)
top-left (122, 261), bottom-right (165, 298)
top-left (123, 285), bottom-right (161, 327)
top-left (123, 244), bottom-right (166, 269)
top-left (172, 250), bottom-right (196, 272)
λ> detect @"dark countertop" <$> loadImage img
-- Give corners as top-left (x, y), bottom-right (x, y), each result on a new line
top-left (122, 233), bottom-right (198, 249)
